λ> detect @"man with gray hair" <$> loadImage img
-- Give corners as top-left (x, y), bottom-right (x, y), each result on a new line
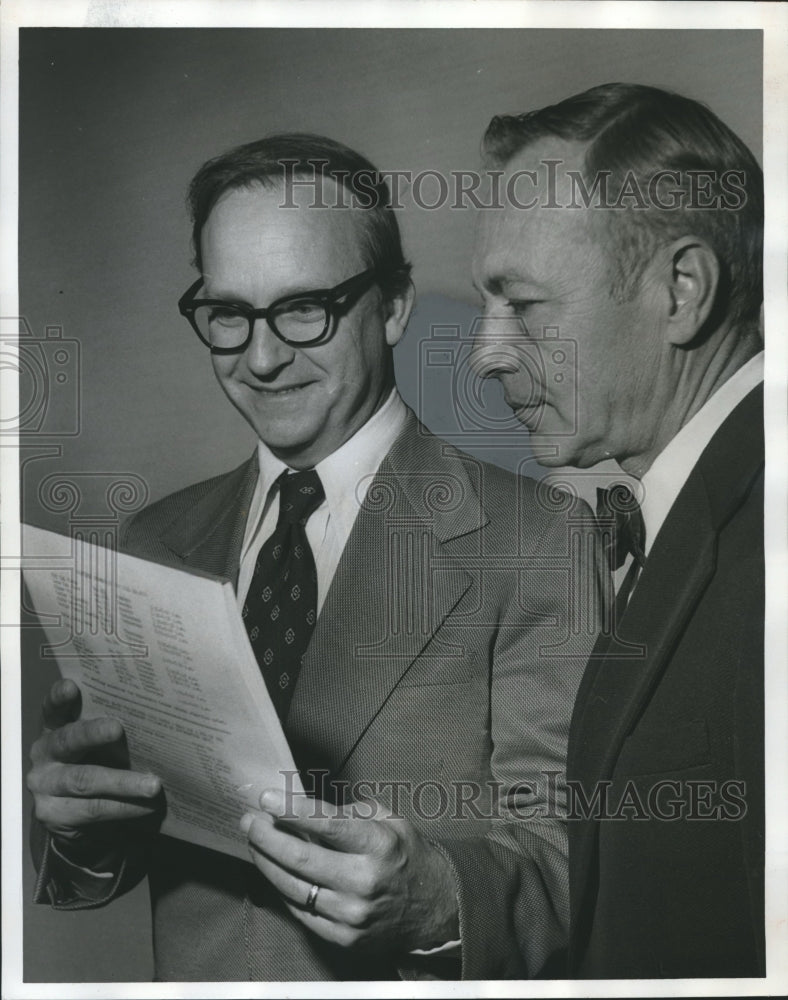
top-left (471, 82), bottom-right (764, 978)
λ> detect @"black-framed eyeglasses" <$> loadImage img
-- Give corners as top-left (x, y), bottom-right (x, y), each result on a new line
top-left (178, 268), bottom-right (378, 354)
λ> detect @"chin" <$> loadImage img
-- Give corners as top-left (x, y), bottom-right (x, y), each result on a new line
top-left (259, 434), bottom-right (314, 457)
top-left (530, 441), bottom-right (607, 471)
top-left (246, 419), bottom-right (314, 455)
top-left (522, 422), bottom-right (578, 466)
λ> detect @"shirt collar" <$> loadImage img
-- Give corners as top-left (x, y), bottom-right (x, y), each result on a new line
top-left (313, 388), bottom-right (407, 541)
top-left (251, 387), bottom-right (407, 539)
top-left (639, 352), bottom-right (763, 555)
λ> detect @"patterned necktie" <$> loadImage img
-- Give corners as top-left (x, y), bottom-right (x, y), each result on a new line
top-left (243, 469), bottom-right (325, 720)
top-left (596, 484), bottom-right (647, 571)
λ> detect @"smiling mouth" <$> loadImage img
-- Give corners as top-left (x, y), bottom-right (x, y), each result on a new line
top-left (514, 403), bottom-right (543, 419)
top-left (253, 381), bottom-right (313, 396)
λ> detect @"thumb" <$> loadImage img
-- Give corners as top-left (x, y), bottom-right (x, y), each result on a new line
top-left (42, 679), bottom-right (82, 730)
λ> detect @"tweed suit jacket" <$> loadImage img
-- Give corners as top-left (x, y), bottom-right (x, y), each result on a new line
top-left (566, 385), bottom-right (765, 978)
top-left (33, 413), bottom-right (602, 981)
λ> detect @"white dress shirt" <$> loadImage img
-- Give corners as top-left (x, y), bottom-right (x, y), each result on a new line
top-left (237, 388), bottom-right (407, 609)
top-left (639, 352), bottom-right (763, 556)
top-left (52, 396), bottom-right (410, 882)
top-left (614, 352), bottom-right (763, 593)
top-left (238, 388), bottom-right (461, 959)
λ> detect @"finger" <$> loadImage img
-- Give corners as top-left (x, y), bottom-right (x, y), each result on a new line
top-left (354, 795), bottom-right (395, 822)
top-left (250, 848), bottom-right (380, 935)
top-left (43, 717), bottom-right (125, 764)
top-left (282, 899), bottom-right (366, 950)
top-left (42, 679), bottom-right (82, 730)
top-left (260, 788), bottom-right (345, 821)
top-left (242, 812), bottom-right (367, 893)
top-left (28, 762), bottom-right (160, 801)
top-left (246, 845), bottom-right (343, 921)
top-left (34, 793), bottom-right (163, 828)
top-left (244, 832), bottom-right (376, 937)
top-left (259, 790), bottom-right (391, 855)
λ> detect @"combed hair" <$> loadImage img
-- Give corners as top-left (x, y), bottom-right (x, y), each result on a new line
top-left (483, 83), bottom-right (763, 328)
top-left (187, 133), bottom-right (412, 303)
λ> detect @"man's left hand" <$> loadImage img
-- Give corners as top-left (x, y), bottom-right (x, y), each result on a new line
top-left (241, 789), bottom-right (459, 953)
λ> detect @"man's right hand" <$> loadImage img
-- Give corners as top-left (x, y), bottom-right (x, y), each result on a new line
top-left (27, 678), bottom-right (162, 842)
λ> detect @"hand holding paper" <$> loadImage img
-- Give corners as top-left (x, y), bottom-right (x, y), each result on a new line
top-left (241, 789), bottom-right (460, 953)
top-left (27, 677), bottom-right (163, 850)
top-left (23, 525), bottom-right (303, 862)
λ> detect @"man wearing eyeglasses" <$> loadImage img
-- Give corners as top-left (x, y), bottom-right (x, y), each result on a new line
top-left (28, 134), bottom-right (600, 981)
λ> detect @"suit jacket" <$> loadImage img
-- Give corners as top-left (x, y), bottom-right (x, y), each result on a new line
top-left (33, 413), bottom-right (602, 981)
top-left (566, 385), bottom-right (764, 978)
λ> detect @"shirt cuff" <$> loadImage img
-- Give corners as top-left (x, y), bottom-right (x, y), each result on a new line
top-left (410, 939), bottom-right (461, 957)
top-left (50, 836), bottom-right (115, 878)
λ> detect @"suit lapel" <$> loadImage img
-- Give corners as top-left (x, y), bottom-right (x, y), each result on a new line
top-left (571, 473), bottom-right (715, 759)
top-left (158, 454), bottom-right (258, 583)
top-left (569, 384), bottom-right (764, 934)
top-left (286, 417), bottom-right (486, 775)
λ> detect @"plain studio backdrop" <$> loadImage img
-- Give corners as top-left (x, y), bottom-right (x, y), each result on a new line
top-left (17, 28), bottom-right (761, 981)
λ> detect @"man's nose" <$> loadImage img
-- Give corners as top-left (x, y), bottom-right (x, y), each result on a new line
top-left (468, 314), bottom-right (525, 379)
top-left (244, 317), bottom-right (296, 375)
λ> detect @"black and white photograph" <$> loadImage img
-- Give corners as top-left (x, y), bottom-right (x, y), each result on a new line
top-left (2, 1), bottom-right (786, 995)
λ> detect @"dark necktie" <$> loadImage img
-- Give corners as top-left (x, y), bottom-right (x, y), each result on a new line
top-left (243, 469), bottom-right (325, 720)
top-left (596, 483), bottom-right (647, 615)
top-left (596, 484), bottom-right (647, 572)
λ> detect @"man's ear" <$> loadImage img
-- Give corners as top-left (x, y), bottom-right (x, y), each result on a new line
top-left (384, 280), bottom-right (416, 348)
top-left (659, 237), bottom-right (720, 346)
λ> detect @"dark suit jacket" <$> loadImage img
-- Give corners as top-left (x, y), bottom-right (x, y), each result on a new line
top-left (566, 385), bottom-right (764, 978)
top-left (33, 413), bottom-right (602, 981)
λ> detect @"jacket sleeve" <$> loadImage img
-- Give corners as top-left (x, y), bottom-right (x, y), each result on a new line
top-left (30, 818), bottom-right (150, 910)
top-left (437, 497), bottom-right (605, 978)
top-left (30, 510), bottom-right (155, 912)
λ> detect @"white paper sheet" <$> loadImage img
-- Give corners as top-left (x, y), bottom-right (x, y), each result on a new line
top-left (22, 524), bottom-right (302, 861)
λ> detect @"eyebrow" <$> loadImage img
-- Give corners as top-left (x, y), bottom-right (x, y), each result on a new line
top-left (200, 281), bottom-right (325, 304)
top-left (476, 272), bottom-right (545, 297)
